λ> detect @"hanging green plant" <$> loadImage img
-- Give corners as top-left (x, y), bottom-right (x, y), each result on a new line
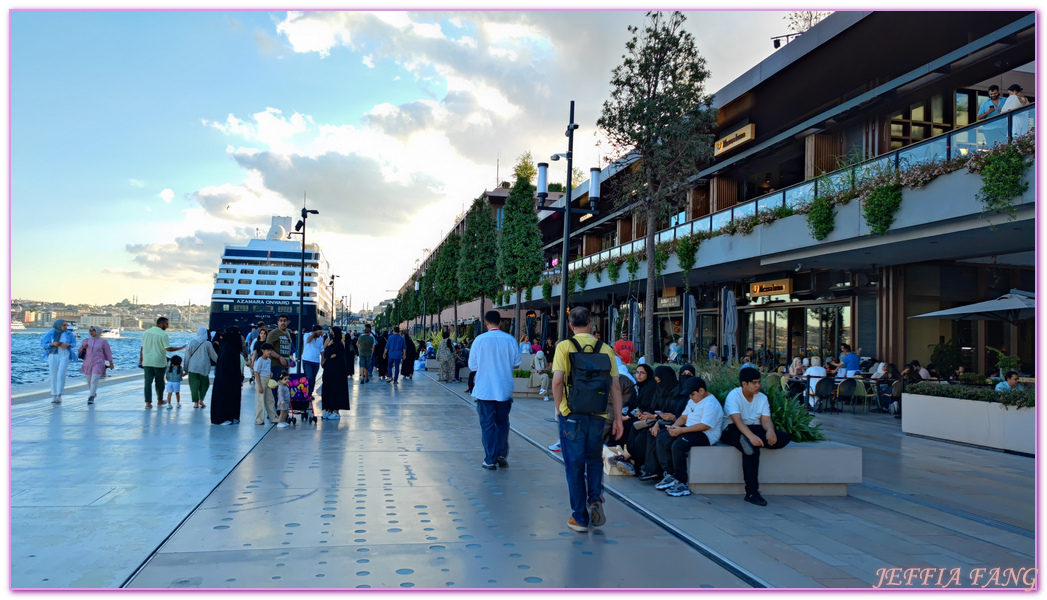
top-left (805, 195), bottom-right (837, 241)
top-left (593, 267), bottom-right (602, 283)
top-left (524, 286), bottom-right (533, 303)
top-left (675, 234), bottom-right (699, 295)
top-left (654, 243), bottom-right (671, 277)
top-left (541, 278), bottom-right (553, 306)
top-left (607, 260), bottom-right (622, 284)
top-left (577, 270), bottom-right (588, 293)
top-left (973, 143), bottom-right (1029, 221)
top-left (863, 184), bottom-right (903, 236)
top-left (626, 254), bottom-right (640, 281)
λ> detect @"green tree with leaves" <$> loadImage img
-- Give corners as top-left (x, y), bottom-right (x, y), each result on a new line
top-left (598, 11), bottom-right (717, 362)
top-left (436, 232), bottom-right (463, 329)
top-left (458, 197), bottom-right (500, 320)
top-left (497, 175), bottom-right (544, 338)
top-left (513, 151), bottom-right (537, 185)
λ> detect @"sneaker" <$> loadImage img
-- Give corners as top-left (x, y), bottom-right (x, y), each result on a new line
top-left (543, 396), bottom-right (551, 402)
top-left (232, 419), bottom-right (239, 424)
top-left (744, 492), bottom-right (768, 506)
top-left (481, 461), bottom-right (497, 470)
top-left (548, 441), bottom-right (561, 451)
top-left (255, 421), bottom-right (265, 425)
top-left (496, 456), bottom-right (509, 468)
top-left (655, 474), bottom-right (677, 490)
top-left (221, 421), bottom-right (233, 426)
top-left (539, 388), bottom-right (546, 395)
top-left (329, 412), bottom-right (340, 420)
top-left (738, 436), bottom-right (755, 456)
top-left (588, 501), bottom-right (606, 527)
top-left (87, 396), bottom-right (95, 405)
top-left (276, 422), bottom-right (289, 428)
top-left (638, 471), bottom-right (661, 482)
top-left (51, 396), bottom-right (60, 404)
top-left (566, 517), bottom-right (588, 533)
top-left (666, 482), bottom-right (691, 497)
top-left (176, 402), bottom-right (182, 408)
top-left (144, 403), bottom-right (152, 409)
top-left (166, 402), bottom-right (173, 410)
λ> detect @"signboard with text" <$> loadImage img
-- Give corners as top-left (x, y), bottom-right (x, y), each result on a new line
top-left (749, 279), bottom-right (793, 298)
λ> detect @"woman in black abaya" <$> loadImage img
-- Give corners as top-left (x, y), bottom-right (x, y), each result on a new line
top-left (374, 332), bottom-right (389, 380)
top-left (321, 326), bottom-right (350, 418)
top-left (211, 326), bottom-right (244, 425)
top-left (401, 331), bottom-right (417, 380)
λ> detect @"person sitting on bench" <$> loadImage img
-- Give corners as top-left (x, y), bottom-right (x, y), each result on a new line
top-left (650, 376), bottom-right (723, 497)
top-left (720, 368), bottom-right (791, 506)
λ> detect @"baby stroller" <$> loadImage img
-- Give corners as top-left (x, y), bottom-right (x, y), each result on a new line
top-left (286, 373), bottom-right (318, 425)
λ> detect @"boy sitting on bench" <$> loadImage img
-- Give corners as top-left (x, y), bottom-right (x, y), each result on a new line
top-left (651, 376), bottom-right (723, 497)
top-left (720, 368), bottom-right (791, 506)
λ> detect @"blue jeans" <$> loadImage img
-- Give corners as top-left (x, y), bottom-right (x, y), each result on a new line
top-left (388, 358), bottom-right (402, 382)
top-left (476, 399), bottom-right (512, 465)
top-left (303, 360), bottom-right (319, 395)
top-left (558, 413), bottom-right (605, 526)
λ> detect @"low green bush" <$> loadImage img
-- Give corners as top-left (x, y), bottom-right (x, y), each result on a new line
top-left (512, 369), bottom-right (531, 378)
top-left (906, 381), bottom-right (1034, 410)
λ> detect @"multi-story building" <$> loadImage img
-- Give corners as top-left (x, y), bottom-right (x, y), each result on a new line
top-left (398, 11), bottom-right (1036, 376)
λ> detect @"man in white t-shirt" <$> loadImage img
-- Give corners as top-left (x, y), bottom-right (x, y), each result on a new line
top-left (650, 376), bottom-right (724, 498)
top-left (803, 356), bottom-right (829, 409)
top-left (720, 368), bottom-right (791, 506)
top-left (468, 310), bottom-right (521, 471)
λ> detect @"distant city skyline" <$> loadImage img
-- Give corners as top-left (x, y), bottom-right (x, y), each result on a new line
top-left (11, 8), bottom-right (799, 307)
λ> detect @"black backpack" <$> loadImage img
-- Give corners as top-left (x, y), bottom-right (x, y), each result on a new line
top-left (565, 338), bottom-right (613, 415)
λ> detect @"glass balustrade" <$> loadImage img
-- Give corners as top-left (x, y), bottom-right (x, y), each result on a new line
top-left (710, 210), bottom-right (732, 231)
top-left (732, 201), bottom-right (756, 221)
top-left (785, 181), bottom-right (815, 209)
top-left (1010, 105), bottom-right (1034, 137)
top-left (756, 191), bottom-right (784, 215)
top-left (950, 116), bottom-right (1008, 158)
top-left (899, 137), bottom-right (948, 167)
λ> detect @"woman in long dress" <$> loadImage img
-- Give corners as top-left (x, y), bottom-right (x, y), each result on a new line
top-left (436, 332), bottom-right (455, 382)
top-left (185, 326), bottom-right (219, 409)
top-left (78, 326), bottom-right (114, 404)
top-left (402, 331), bottom-right (417, 380)
top-left (321, 326), bottom-right (350, 418)
top-left (211, 326), bottom-right (244, 425)
top-left (40, 319), bottom-right (77, 404)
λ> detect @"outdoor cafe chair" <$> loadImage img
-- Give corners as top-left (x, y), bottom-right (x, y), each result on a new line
top-left (812, 377), bottom-right (836, 414)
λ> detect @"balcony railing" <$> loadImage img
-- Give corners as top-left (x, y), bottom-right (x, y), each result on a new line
top-left (550, 104), bottom-right (1034, 277)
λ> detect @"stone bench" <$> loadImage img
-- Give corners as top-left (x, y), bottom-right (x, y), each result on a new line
top-left (687, 441), bottom-right (862, 496)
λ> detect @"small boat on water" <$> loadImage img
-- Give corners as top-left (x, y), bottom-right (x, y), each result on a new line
top-left (101, 328), bottom-right (121, 339)
top-left (11, 321), bottom-right (26, 330)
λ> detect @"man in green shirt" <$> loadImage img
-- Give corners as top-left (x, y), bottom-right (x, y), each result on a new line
top-left (139, 317), bottom-right (186, 408)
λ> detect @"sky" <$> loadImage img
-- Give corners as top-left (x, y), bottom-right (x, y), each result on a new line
top-left (9, 7), bottom-right (810, 311)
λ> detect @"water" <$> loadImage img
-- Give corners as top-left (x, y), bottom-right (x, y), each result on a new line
top-left (10, 330), bottom-right (198, 386)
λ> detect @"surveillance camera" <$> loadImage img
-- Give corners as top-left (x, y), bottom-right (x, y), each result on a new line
top-left (795, 263), bottom-right (803, 272)
top-left (569, 123), bottom-right (579, 130)
top-left (550, 154), bottom-right (561, 161)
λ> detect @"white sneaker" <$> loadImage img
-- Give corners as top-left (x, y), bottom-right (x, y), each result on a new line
top-left (548, 441), bottom-right (561, 451)
top-left (543, 396), bottom-right (550, 402)
top-left (329, 412), bottom-right (340, 420)
top-left (276, 422), bottom-right (289, 428)
top-left (176, 402), bottom-right (182, 408)
top-left (220, 421), bottom-right (233, 426)
top-left (539, 388), bottom-right (546, 395)
top-left (166, 402), bottom-right (173, 410)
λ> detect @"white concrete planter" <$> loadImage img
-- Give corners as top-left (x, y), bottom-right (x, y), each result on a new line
top-left (687, 441), bottom-right (862, 496)
top-left (902, 393), bottom-right (1034, 455)
top-left (512, 378), bottom-right (542, 398)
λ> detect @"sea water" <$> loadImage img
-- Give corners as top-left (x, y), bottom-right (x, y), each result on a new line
top-left (10, 330), bottom-right (198, 386)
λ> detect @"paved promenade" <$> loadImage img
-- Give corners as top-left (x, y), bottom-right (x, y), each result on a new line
top-left (10, 366), bottom-right (1035, 589)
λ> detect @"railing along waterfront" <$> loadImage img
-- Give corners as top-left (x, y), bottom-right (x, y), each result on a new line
top-left (545, 105), bottom-right (1034, 278)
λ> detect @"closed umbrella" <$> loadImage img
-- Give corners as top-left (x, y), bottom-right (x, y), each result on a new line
top-left (540, 312), bottom-right (550, 344)
top-left (684, 292), bottom-right (697, 361)
top-left (722, 287), bottom-right (738, 363)
top-left (909, 291), bottom-right (1034, 326)
top-left (609, 306), bottom-right (619, 338)
top-left (629, 299), bottom-right (641, 359)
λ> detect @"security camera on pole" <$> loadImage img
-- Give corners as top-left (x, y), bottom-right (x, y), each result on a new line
top-left (535, 100), bottom-right (602, 343)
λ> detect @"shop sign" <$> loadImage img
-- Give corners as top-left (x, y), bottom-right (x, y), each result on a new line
top-left (714, 124), bottom-right (756, 157)
top-left (657, 295), bottom-right (681, 309)
top-left (749, 278), bottom-right (793, 298)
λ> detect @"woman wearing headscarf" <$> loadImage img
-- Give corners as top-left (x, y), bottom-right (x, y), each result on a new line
top-left (78, 325), bottom-right (114, 405)
top-left (634, 366), bottom-right (678, 480)
top-left (320, 327), bottom-right (350, 418)
top-left (344, 330), bottom-right (357, 378)
top-left (211, 326), bottom-right (244, 425)
top-left (616, 364), bottom-right (657, 473)
top-left (374, 332), bottom-right (389, 380)
top-left (436, 331), bottom-right (455, 382)
top-left (605, 356), bottom-right (639, 448)
top-left (40, 319), bottom-right (77, 404)
top-left (640, 365), bottom-right (696, 481)
top-left (185, 326), bottom-right (219, 409)
top-left (531, 350), bottom-right (551, 401)
top-left (401, 331), bottom-right (417, 380)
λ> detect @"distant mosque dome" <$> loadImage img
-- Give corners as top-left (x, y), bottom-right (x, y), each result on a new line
top-left (168, 307), bottom-right (184, 324)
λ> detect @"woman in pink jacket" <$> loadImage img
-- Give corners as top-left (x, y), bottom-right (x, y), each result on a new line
top-left (79, 326), bottom-right (115, 404)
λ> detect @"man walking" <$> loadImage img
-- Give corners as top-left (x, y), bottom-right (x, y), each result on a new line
top-left (468, 311), bottom-right (520, 470)
top-left (552, 306), bottom-right (623, 532)
top-left (267, 315), bottom-right (294, 379)
top-left (357, 326), bottom-right (376, 383)
top-left (139, 317), bottom-right (186, 409)
top-left (384, 326), bottom-right (406, 384)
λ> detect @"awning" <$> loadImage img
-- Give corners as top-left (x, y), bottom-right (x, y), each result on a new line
top-left (909, 291), bottom-right (1034, 326)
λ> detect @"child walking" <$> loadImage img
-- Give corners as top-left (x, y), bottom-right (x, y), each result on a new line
top-left (165, 355), bottom-right (184, 408)
top-left (275, 371), bottom-right (291, 428)
top-left (253, 343), bottom-right (278, 425)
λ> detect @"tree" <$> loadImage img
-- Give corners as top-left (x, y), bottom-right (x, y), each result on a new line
top-left (571, 166), bottom-right (586, 189)
top-left (598, 11), bottom-right (718, 363)
top-left (458, 197), bottom-right (499, 321)
top-left (436, 232), bottom-right (463, 330)
top-left (785, 11), bottom-right (830, 33)
top-left (497, 175), bottom-right (544, 338)
top-left (513, 151), bottom-right (537, 185)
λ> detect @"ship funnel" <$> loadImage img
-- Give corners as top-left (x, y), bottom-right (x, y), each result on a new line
top-left (267, 216), bottom-right (293, 240)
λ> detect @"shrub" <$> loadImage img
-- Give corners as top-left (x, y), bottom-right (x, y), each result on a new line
top-left (626, 253), bottom-right (640, 281)
top-left (607, 260), bottom-right (622, 284)
top-left (929, 338), bottom-right (963, 379)
top-left (804, 195), bottom-right (837, 241)
top-left (512, 369), bottom-right (531, 378)
top-left (863, 184), bottom-right (903, 236)
top-left (906, 381), bottom-right (1034, 410)
top-left (959, 372), bottom-right (991, 386)
top-left (541, 278), bottom-right (553, 306)
top-left (986, 346), bottom-right (1021, 376)
top-left (966, 136), bottom-right (1033, 221)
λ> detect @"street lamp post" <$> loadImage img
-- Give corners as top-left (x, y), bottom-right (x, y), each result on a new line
top-left (330, 275), bottom-right (339, 327)
top-left (536, 100), bottom-right (602, 343)
top-left (289, 206), bottom-right (319, 375)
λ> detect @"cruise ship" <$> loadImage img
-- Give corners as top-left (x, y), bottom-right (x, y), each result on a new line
top-left (208, 216), bottom-right (334, 334)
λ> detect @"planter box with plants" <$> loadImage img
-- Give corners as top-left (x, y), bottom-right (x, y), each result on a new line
top-left (682, 362), bottom-right (863, 496)
top-left (512, 369), bottom-right (545, 398)
top-left (902, 382), bottom-right (1034, 455)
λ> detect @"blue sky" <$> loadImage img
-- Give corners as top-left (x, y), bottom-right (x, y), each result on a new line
top-left (9, 9), bottom-right (801, 310)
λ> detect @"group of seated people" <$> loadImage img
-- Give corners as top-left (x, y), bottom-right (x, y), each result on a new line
top-left (605, 362), bottom-right (789, 507)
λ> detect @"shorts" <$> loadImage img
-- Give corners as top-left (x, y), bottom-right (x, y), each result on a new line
top-left (165, 381), bottom-right (181, 393)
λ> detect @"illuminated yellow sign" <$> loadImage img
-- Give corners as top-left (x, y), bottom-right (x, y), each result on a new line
top-left (714, 124), bottom-right (756, 157)
top-left (750, 278), bottom-right (793, 297)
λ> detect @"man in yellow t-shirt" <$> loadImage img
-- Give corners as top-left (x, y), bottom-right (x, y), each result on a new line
top-left (552, 306), bottom-right (623, 533)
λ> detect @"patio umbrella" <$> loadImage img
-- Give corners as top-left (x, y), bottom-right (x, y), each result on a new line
top-left (684, 292), bottom-right (697, 361)
top-left (629, 299), bottom-right (641, 359)
top-left (609, 306), bottom-right (619, 338)
top-left (909, 291), bottom-right (1034, 326)
top-left (540, 312), bottom-right (550, 344)
top-left (722, 287), bottom-right (738, 363)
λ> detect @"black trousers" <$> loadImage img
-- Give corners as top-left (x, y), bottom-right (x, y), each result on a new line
top-left (653, 429), bottom-right (711, 484)
top-left (720, 424), bottom-right (791, 494)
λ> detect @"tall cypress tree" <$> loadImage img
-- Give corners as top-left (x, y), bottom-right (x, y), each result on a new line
top-left (497, 175), bottom-right (543, 338)
top-left (436, 232), bottom-right (462, 332)
top-left (458, 197), bottom-right (500, 322)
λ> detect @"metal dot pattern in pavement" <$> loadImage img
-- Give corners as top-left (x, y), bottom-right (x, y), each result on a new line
top-left (127, 375), bottom-right (749, 588)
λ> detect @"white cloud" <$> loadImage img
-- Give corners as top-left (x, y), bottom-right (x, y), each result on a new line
top-left (158, 189), bottom-right (175, 203)
top-left (128, 178), bottom-right (144, 187)
top-left (362, 54), bottom-right (374, 68)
